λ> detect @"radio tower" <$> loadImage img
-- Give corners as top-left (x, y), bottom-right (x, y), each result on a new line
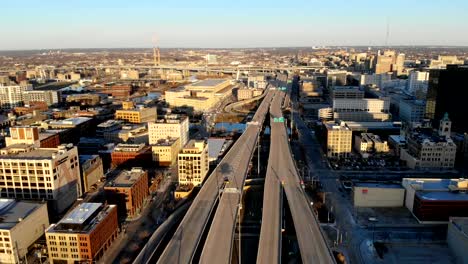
top-left (385, 17), bottom-right (390, 47)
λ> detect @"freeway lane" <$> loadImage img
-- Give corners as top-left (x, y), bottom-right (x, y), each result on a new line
top-left (269, 87), bottom-right (335, 263)
top-left (256, 91), bottom-right (286, 264)
top-left (157, 89), bottom-right (275, 264)
top-left (199, 90), bottom-right (277, 264)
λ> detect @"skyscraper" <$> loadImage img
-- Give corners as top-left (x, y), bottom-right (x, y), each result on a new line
top-left (425, 65), bottom-right (468, 133)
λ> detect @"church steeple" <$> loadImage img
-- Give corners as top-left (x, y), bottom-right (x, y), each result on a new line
top-left (438, 112), bottom-right (451, 138)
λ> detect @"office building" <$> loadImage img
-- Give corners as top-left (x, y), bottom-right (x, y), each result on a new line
top-left (46, 203), bottom-right (118, 263)
top-left (105, 168), bottom-right (148, 218)
top-left (13, 101), bottom-right (48, 116)
top-left (400, 115), bottom-right (457, 169)
top-left (429, 55), bottom-right (464, 69)
top-left (111, 143), bottom-right (152, 168)
top-left (325, 122), bottom-right (352, 158)
top-left (402, 178), bottom-right (468, 223)
top-left (425, 65), bottom-right (468, 133)
top-left (399, 100), bottom-right (426, 125)
top-left (151, 137), bottom-right (181, 166)
top-left (46, 117), bottom-right (95, 145)
top-left (375, 55), bottom-right (394, 74)
top-left (407, 71), bottom-right (429, 95)
top-left (96, 120), bottom-right (124, 139)
top-left (332, 86), bottom-right (364, 99)
top-left (66, 94), bottom-right (106, 106)
top-left (237, 88), bottom-right (263, 100)
top-left (115, 102), bottom-right (157, 124)
top-left (5, 126), bottom-right (61, 148)
top-left (165, 79), bottom-right (232, 112)
top-left (177, 140), bottom-right (209, 186)
top-left (0, 144), bottom-right (80, 213)
top-left (148, 115), bottom-right (189, 146)
top-left (333, 97), bottom-right (391, 122)
top-left (354, 133), bottom-right (389, 155)
top-left (0, 199), bottom-right (49, 264)
top-left (79, 155), bottom-right (104, 194)
top-left (326, 70), bottom-right (347, 89)
top-left (23, 90), bottom-right (60, 106)
top-left (0, 84), bottom-right (31, 109)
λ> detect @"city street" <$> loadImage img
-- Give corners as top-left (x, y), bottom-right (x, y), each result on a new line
top-left (99, 175), bottom-right (174, 264)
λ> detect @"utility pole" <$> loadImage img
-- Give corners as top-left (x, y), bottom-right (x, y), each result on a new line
top-left (238, 190), bottom-right (242, 264)
top-left (257, 132), bottom-right (260, 176)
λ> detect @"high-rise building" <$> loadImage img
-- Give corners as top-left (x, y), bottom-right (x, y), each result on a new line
top-left (151, 137), bottom-right (181, 166)
top-left (23, 90), bottom-right (60, 106)
top-left (399, 100), bottom-right (426, 125)
top-left (425, 65), bottom-right (468, 133)
top-left (407, 71), bottom-right (429, 95)
top-left (148, 115), bottom-right (189, 146)
top-left (325, 70), bottom-right (347, 89)
top-left (0, 84), bottom-right (31, 109)
top-left (0, 144), bottom-right (80, 213)
top-left (46, 203), bottom-right (118, 263)
top-left (325, 122), bottom-right (352, 158)
top-left (375, 55), bottom-right (394, 74)
top-left (332, 86), bottom-right (364, 99)
top-left (0, 199), bottom-right (49, 264)
top-left (332, 97), bottom-right (391, 122)
top-left (177, 140), bottom-right (209, 186)
top-left (429, 55), bottom-right (464, 69)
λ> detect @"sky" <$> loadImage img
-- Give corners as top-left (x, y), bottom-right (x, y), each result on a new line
top-left (1, 0), bottom-right (468, 50)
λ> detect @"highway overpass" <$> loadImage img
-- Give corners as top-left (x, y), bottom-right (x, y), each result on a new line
top-left (155, 89), bottom-right (276, 264)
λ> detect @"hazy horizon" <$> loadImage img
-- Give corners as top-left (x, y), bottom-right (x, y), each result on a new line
top-left (1, 0), bottom-right (468, 50)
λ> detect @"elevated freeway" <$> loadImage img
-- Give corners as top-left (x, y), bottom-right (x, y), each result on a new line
top-left (257, 85), bottom-right (335, 263)
top-left (256, 91), bottom-right (286, 264)
top-left (156, 88), bottom-right (276, 264)
top-left (199, 90), bottom-right (280, 264)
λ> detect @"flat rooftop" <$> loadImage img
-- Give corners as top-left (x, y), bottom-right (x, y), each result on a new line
top-left (60, 203), bottom-right (101, 225)
top-left (49, 117), bottom-right (91, 126)
top-left (417, 191), bottom-right (468, 201)
top-left (0, 145), bottom-right (72, 159)
top-left (344, 121), bottom-right (401, 131)
top-left (97, 119), bottom-right (123, 128)
top-left (154, 138), bottom-right (179, 146)
top-left (403, 178), bottom-right (456, 191)
top-left (0, 199), bottom-right (45, 230)
top-left (49, 203), bottom-right (116, 234)
top-left (354, 182), bottom-right (404, 189)
top-left (107, 168), bottom-right (146, 187)
top-left (208, 138), bottom-right (226, 160)
top-left (190, 79), bottom-right (227, 87)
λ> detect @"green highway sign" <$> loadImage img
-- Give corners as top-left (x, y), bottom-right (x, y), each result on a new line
top-left (273, 117), bottom-right (285, 123)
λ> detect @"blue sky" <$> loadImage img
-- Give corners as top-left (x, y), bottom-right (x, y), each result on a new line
top-left (1, 0), bottom-right (468, 50)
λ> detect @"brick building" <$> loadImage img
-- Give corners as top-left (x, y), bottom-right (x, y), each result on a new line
top-left (104, 168), bottom-right (149, 218)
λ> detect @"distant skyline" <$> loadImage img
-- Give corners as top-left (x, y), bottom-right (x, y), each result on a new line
top-left (1, 0), bottom-right (468, 50)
